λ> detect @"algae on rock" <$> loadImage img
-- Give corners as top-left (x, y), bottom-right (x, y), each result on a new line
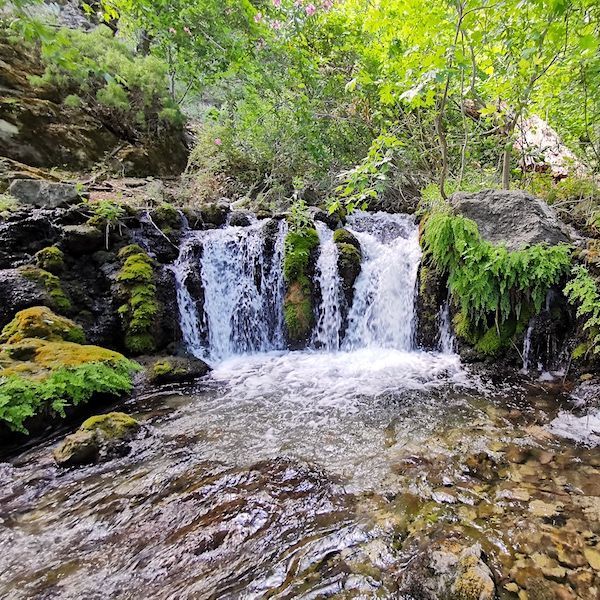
top-left (0, 306), bottom-right (84, 345)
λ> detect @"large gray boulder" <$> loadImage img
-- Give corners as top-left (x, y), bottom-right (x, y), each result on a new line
top-left (451, 189), bottom-right (570, 251)
top-left (9, 179), bottom-right (81, 209)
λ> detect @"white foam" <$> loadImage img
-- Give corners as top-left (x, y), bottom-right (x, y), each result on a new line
top-left (546, 410), bottom-right (600, 446)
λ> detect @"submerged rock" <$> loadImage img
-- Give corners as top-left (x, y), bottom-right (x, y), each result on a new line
top-left (53, 412), bottom-right (142, 467)
top-left (451, 189), bottom-right (571, 251)
top-left (147, 356), bottom-right (211, 385)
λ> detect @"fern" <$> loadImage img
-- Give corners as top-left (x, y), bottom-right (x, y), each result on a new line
top-left (564, 265), bottom-right (600, 355)
top-left (422, 211), bottom-right (572, 341)
top-left (0, 359), bottom-right (140, 434)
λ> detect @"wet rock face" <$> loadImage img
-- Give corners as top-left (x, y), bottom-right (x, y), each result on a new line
top-left (147, 356), bottom-right (211, 385)
top-left (0, 269), bottom-right (51, 328)
top-left (451, 189), bottom-right (571, 251)
top-left (416, 263), bottom-right (446, 350)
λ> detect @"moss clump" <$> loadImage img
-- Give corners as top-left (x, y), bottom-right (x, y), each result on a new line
top-left (0, 307), bottom-right (85, 345)
top-left (116, 244), bottom-right (159, 354)
top-left (34, 246), bottom-right (64, 274)
top-left (80, 411), bottom-right (140, 439)
top-left (421, 209), bottom-right (572, 354)
top-left (283, 228), bottom-right (319, 282)
top-left (333, 228), bottom-right (360, 250)
top-left (151, 203), bottom-right (180, 230)
top-left (283, 228), bottom-right (319, 343)
top-left (19, 266), bottom-right (72, 313)
top-left (150, 359), bottom-right (185, 382)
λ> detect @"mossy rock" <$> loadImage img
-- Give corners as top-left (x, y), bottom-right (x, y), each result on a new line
top-left (0, 338), bottom-right (130, 379)
top-left (80, 411), bottom-right (140, 439)
top-left (333, 228), bottom-right (360, 251)
top-left (34, 246), bottom-right (64, 274)
top-left (148, 356), bottom-right (211, 384)
top-left (151, 203), bottom-right (180, 230)
top-left (18, 266), bottom-right (71, 313)
top-left (0, 306), bottom-right (85, 345)
top-left (283, 228), bottom-right (319, 282)
top-left (284, 279), bottom-right (314, 343)
top-left (53, 412), bottom-right (141, 467)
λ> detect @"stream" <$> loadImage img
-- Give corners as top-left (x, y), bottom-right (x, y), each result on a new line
top-left (0, 213), bottom-right (598, 598)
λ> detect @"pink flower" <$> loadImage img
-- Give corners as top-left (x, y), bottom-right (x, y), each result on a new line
top-left (321, 0), bottom-right (333, 9)
top-left (254, 12), bottom-right (263, 23)
top-left (271, 19), bottom-right (282, 30)
top-left (294, 0), bottom-right (304, 5)
top-left (214, 138), bottom-right (223, 146)
top-left (183, 26), bottom-right (191, 35)
top-left (169, 27), bottom-right (176, 34)
top-left (305, 3), bottom-right (316, 16)
top-left (273, 0), bottom-right (281, 6)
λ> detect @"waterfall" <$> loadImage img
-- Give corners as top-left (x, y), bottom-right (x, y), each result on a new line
top-left (173, 219), bottom-right (287, 362)
top-left (521, 320), bottom-right (535, 373)
top-left (343, 212), bottom-right (421, 351)
top-left (438, 300), bottom-right (456, 354)
top-left (312, 222), bottom-right (343, 350)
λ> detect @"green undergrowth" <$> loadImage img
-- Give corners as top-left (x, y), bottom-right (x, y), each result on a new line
top-left (283, 227), bottom-right (319, 343)
top-left (564, 265), bottom-right (600, 358)
top-left (0, 360), bottom-right (139, 434)
top-left (116, 244), bottom-right (159, 354)
top-left (422, 209), bottom-right (572, 354)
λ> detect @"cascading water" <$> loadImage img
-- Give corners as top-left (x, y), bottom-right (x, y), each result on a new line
top-left (173, 219), bottom-right (288, 362)
top-left (312, 222), bottom-right (343, 350)
top-left (343, 212), bottom-right (421, 351)
top-left (438, 300), bottom-right (456, 354)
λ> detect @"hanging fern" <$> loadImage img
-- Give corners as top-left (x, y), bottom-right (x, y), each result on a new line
top-left (422, 211), bottom-right (572, 338)
top-left (564, 265), bottom-right (600, 356)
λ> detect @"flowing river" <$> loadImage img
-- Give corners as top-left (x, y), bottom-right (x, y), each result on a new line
top-left (0, 213), bottom-right (598, 599)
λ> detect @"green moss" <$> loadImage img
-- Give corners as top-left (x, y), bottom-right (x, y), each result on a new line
top-left (34, 246), bottom-right (64, 274)
top-left (333, 228), bottom-right (360, 250)
top-left (116, 246), bottom-right (159, 355)
top-left (283, 228), bottom-right (319, 283)
top-left (0, 306), bottom-right (85, 345)
top-left (152, 203), bottom-right (180, 230)
top-left (282, 228), bottom-right (319, 343)
top-left (337, 242), bottom-right (361, 266)
top-left (80, 412), bottom-right (140, 439)
top-left (19, 266), bottom-right (71, 313)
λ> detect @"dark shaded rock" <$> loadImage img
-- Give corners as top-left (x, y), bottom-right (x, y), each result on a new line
top-left (333, 228), bottom-right (360, 251)
top-left (336, 240), bottom-right (362, 307)
top-left (8, 179), bottom-right (81, 208)
top-left (154, 266), bottom-right (182, 349)
top-left (147, 356), bottom-right (211, 385)
top-left (464, 451), bottom-right (506, 481)
top-left (229, 211), bottom-right (252, 227)
top-left (415, 263), bottom-right (447, 350)
top-left (60, 224), bottom-right (104, 254)
top-left (53, 412), bottom-right (142, 467)
top-left (201, 200), bottom-right (230, 227)
top-left (0, 268), bottom-right (51, 327)
top-left (310, 207), bottom-right (339, 230)
top-left (451, 189), bottom-right (571, 251)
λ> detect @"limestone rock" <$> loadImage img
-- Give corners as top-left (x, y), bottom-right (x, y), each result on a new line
top-left (451, 189), bottom-right (570, 251)
top-left (9, 179), bottom-right (81, 209)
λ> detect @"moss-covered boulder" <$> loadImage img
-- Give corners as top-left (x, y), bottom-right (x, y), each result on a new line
top-left (147, 356), bottom-right (210, 385)
top-left (53, 412), bottom-right (141, 467)
top-left (60, 224), bottom-right (104, 254)
top-left (334, 229), bottom-right (362, 310)
top-left (0, 306), bottom-right (84, 345)
top-left (283, 227), bottom-right (319, 347)
top-left (34, 245), bottom-right (64, 273)
top-left (201, 200), bottom-right (230, 227)
top-left (116, 244), bottom-right (159, 354)
top-left (415, 263), bottom-right (446, 350)
top-left (151, 203), bottom-right (181, 231)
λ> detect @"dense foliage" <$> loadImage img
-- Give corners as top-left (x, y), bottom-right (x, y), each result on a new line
top-left (422, 209), bottom-right (572, 351)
